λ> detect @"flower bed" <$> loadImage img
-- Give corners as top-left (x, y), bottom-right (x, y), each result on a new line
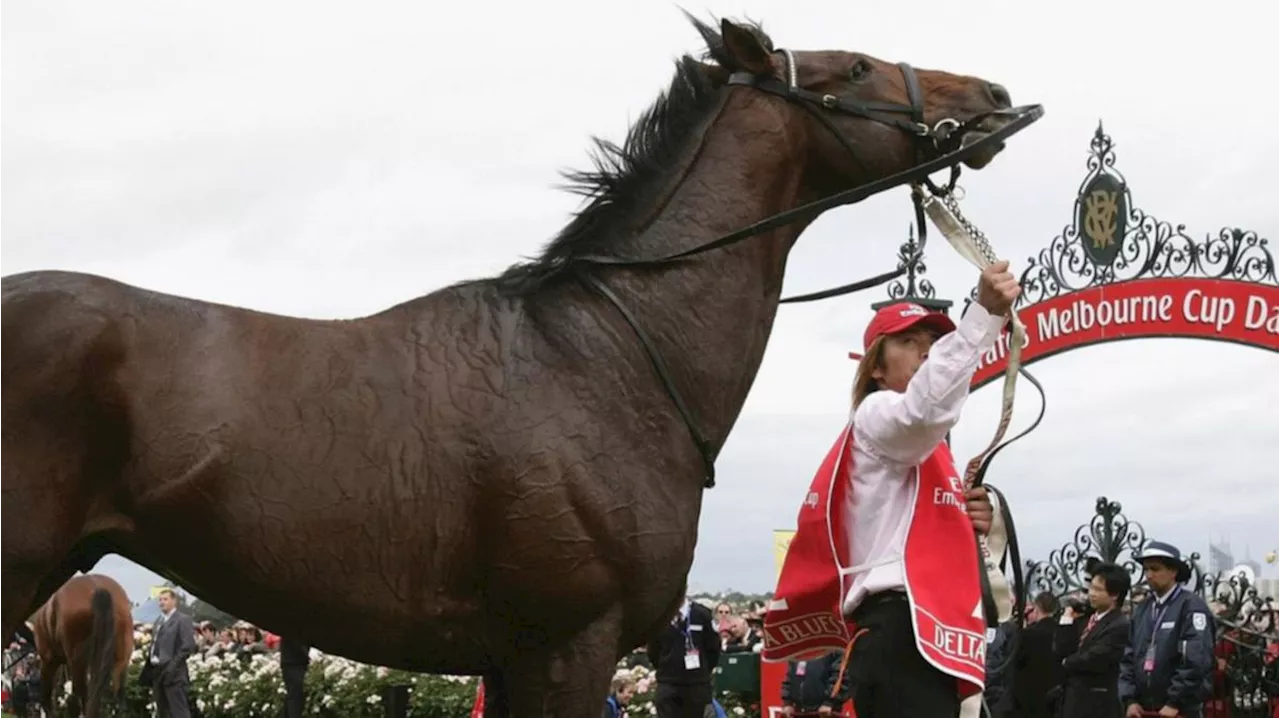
top-left (84, 639), bottom-right (761, 717)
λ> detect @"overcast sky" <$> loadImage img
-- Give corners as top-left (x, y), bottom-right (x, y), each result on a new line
top-left (4, 0), bottom-right (1278, 608)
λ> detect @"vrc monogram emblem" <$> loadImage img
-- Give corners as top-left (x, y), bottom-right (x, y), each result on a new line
top-left (1076, 173), bottom-right (1126, 268)
top-left (1083, 190), bottom-right (1118, 249)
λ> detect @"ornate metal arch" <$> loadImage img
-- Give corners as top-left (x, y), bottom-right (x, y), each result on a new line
top-left (1017, 123), bottom-right (1276, 305)
top-left (872, 121), bottom-right (1279, 716)
top-left (1023, 496), bottom-right (1150, 598)
top-left (945, 122), bottom-right (1277, 309)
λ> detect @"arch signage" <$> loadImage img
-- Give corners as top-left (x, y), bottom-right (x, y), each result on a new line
top-left (968, 124), bottom-right (1277, 389)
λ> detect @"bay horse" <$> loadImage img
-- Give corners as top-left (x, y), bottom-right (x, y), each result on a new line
top-left (2, 15), bottom-right (1020, 716)
top-left (30, 574), bottom-right (133, 717)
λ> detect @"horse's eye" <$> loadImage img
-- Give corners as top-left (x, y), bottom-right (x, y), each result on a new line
top-left (850, 59), bottom-right (873, 81)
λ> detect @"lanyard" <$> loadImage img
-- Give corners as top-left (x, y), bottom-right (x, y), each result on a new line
top-left (674, 608), bottom-right (693, 651)
top-left (1148, 587), bottom-right (1180, 648)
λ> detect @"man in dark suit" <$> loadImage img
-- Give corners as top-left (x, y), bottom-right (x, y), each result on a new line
top-left (144, 588), bottom-right (196, 718)
top-left (646, 597), bottom-right (720, 718)
top-left (1053, 562), bottom-right (1131, 718)
top-left (1008, 592), bottom-right (1064, 718)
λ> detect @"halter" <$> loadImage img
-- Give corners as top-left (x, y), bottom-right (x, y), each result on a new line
top-left (736, 49), bottom-right (940, 143)
top-left (572, 49), bottom-right (1043, 489)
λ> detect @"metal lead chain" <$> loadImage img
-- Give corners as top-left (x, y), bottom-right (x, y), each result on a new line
top-left (938, 191), bottom-right (998, 265)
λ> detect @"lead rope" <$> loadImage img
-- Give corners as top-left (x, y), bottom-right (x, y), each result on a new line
top-left (827, 627), bottom-right (870, 704)
top-left (914, 184), bottom-right (1028, 718)
top-left (915, 186), bottom-right (1025, 491)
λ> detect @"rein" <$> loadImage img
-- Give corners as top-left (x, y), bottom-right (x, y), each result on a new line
top-left (571, 49), bottom-right (1043, 489)
top-left (915, 190), bottom-right (1050, 718)
top-left (917, 190), bottom-right (1046, 620)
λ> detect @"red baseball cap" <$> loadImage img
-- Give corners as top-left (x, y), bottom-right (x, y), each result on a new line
top-left (847, 302), bottom-right (956, 360)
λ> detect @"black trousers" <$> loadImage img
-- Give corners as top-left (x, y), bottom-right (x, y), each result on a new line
top-left (846, 592), bottom-right (960, 718)
top-left (655, 681), bottom-right (712, 718)
top-left (154, 680), bottom-right (192, 718)
top-left (282, 665), bottom-right (307, 718)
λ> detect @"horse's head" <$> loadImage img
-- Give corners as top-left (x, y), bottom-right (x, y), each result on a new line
top-left (694, 18), bottom-right (1017, 194)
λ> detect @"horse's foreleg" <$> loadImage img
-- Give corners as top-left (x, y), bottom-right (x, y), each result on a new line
top-left (504, 606), bottom-right (623, 718)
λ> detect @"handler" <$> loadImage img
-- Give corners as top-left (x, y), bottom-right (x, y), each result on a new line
top-left (840, 261), bottom-right (1019, 717)
top-left (762, 260), bottom-right (1020, 718)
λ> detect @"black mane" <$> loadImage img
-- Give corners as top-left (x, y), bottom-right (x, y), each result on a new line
top-left (488, 15), bottom-right (774, 295)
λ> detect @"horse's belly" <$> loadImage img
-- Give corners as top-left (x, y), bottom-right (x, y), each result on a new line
top-left (133, 444), bottom-right (496, 662)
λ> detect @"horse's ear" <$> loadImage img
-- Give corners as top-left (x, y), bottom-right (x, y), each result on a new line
top-left (719, 19), bottom-right (773, 76)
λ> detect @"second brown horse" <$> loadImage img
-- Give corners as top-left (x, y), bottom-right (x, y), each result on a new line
top-left (32, 574), bottom-right (134, 718)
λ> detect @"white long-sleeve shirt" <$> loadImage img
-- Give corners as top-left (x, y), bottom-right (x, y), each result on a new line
top-left (840, 302), bottom-right (1007, 617)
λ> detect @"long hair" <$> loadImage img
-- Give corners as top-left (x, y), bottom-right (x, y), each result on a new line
top-left (851, 336), bottom-right (887, 409)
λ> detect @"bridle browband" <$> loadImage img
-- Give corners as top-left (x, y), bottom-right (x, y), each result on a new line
top-left (568, 48), bottom-right (1041, 489)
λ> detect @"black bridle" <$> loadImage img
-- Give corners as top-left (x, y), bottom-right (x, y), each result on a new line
top-left (568, 50), bottom-right (1043, 488)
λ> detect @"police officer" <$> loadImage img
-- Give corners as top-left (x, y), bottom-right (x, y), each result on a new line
top-left (1119, 541), bottom-right (1215, 718)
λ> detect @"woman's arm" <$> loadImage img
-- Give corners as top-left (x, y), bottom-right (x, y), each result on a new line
top-left (853, 302), bottom-right (1006, 467)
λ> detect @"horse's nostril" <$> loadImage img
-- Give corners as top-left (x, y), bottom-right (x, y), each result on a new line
top-left (988, 82), bottom-right (1012, 108)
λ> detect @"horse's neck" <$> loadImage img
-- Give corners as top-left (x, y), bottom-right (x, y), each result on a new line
top-left (604, 103), bottom-right (815, 452)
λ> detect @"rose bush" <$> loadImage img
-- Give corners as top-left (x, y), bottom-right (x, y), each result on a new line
top-left (48, 632), bottom-right (762, 717)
